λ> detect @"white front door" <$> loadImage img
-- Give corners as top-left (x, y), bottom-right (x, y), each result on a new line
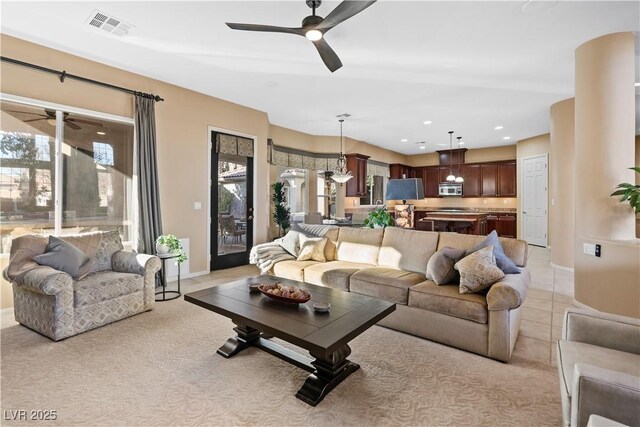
top-left (522, 155), bottom-right (548, 247)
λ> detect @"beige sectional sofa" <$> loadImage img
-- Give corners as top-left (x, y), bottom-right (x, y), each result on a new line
top-left (272, 226), bottom-right (530, 362)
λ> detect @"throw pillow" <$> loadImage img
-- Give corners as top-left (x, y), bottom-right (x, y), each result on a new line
top-left (291, 222), bottom-right (339, 261)
top-left (92, 231), bottom-right (124, 272)
top-left (426, 247), bottom-right (467, 285)
top-left (33, 236), bottom-right (90, 278)
top-left (276, 230), bottom-right (301, 257)
top-left (297, 234), bottom-right (327, 262)
top-left (455, 246), bottom-right (505, 294)
top-left (466, 230), bottom-right (520, 274)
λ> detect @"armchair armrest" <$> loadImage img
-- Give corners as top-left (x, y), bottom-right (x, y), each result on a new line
top-left (13, 266), bottom-right (73, 296)
top-left (112, 251), bottom-right (161, 276)
top-left (571, 363), bottom-right (640, 427)
top-left (486, 268), bottom-right (531, 311)
top-left (563, 308), bottom-right (640, 355)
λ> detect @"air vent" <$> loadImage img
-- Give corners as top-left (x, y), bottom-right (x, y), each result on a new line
top-left (86, 10), bottom-right (134, 37)
top-left (336, 113), bottom-right (351, 119)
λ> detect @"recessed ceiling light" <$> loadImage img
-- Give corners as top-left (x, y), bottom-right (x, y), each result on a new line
top-left (459, 141), bottom-right (465, 145)
top-left (419, 146), bottom-right (426, 149)
top-left (503, 136), bottom-right (511, 140)
top-left (423, 121), bottom-right (432, 125)
top-left (401, 138), bottom-right (408, 142)
top-left (494, 125), bottom-right (504, 130)
top-left (97, 131), bottom-right (106, 135)
top-left (436, 143), bottom-right (448, 146)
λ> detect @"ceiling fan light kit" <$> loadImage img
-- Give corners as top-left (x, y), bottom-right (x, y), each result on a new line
top-left (225, 0), bottom-right (377, 72)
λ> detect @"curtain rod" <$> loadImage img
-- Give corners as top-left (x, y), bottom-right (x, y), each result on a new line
top-left (1, 56), bottom-right (164, 102)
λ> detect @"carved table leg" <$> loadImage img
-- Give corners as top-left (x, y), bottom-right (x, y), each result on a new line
top-left (295, 344), bottom-right (360, 406)
top-left (217, 324), bottom-right (261, 358)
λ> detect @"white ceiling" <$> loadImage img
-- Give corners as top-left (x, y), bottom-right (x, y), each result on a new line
top-left (1, 1), bottom-right (639, 155)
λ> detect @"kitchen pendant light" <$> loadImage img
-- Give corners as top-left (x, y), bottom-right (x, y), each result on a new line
top-left (455, 136), bottom-right (464, 183)
top-left (446, 130), bottom-right (456, 182)
top-left (332, 119), bottom-right (353, 184)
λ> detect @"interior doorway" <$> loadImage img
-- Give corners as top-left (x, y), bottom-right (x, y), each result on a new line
top-left (521, 154), bottom-right (548, 247)
top-left (210, 131), bottom-right (254, 270)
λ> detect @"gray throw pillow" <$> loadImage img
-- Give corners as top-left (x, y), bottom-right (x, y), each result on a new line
top-left (92, 231), bottom-right (124, 272)
top-left (426, 247), bottom-right (467, 285)
top-left (466, 230), bottom-right (520, 274)
top-left (276, 230), bottom-right (301, 256)
top-left (33, 236), bottom-right (90, 278)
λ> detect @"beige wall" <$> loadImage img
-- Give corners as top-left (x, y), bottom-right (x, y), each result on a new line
top-left (516, 134), bottom-right (551, 240)
top-left (573, 32), bottom-right (639, 318)
top-left (550, 99), bottom-right (576, 268)
top-left (406, 145), bottom-right (517, 167)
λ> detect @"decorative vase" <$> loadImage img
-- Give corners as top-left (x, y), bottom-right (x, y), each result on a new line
top-left (373, 224), bottom-right (384, 229)
top-left (156, 243), bottom-right (170, 255)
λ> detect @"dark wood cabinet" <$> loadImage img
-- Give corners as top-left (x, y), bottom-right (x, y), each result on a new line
top-left (422, 166), bottom-right (440, 198)
top-left (481, 164), bottom-right (498, 196)
top-left (345, 153), bottom-right (370, 197)
top-left (439, 166), bottom-right (460, 184)
top-left (496, 213), bottom-right (517, 238)
top-left (497, 162), bottom-right (517, 197)
top-left (486, 214), bottom-right (498, 234)
top-left (461, 164), bottom-right (481, 197)
top-left (389, 164), bottom-right (414, 180)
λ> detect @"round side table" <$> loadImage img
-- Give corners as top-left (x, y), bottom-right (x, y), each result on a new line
top-left (155, 253), bottom-right (181, 302)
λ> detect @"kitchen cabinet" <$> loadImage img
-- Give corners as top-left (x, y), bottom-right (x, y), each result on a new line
top-left (497, 162), bottom-right (517, 197)
top-left (481, 164), bottom-right (498, 196)
top-left (461, 164), bottom-right (481, 197)
top-left (345, 153), bottom-right (370, 197)
top-left (486, 214), bottom-right (498, 234)
top-left (422, 166), bottom-right (440, 198)
top-left (389, 164), bottom-right (415, 180)
top-left (439, 166), bottom-right (460, 184)
top-left (496, 213), bottom-right (517, 238)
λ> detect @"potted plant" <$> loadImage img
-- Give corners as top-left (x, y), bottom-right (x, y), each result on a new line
top-left (364, 207), bottom-right (395, 228)
top-left (611, 167), bottom-right (640, 213)
top-left (271, 182), bottom-right (291, 237)
top-left (155, 234), bottom-right (187, 263)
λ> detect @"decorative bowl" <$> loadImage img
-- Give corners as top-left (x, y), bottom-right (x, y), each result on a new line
top-left (313, 302), bottom-right (331, 313)
top-left (258, 283), bottom-right (311, 304)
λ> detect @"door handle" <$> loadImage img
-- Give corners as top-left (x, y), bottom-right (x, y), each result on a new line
top-left (248, 216), bottom-right (254, 220)
top-left (523, 212), bottom-right (526, 214)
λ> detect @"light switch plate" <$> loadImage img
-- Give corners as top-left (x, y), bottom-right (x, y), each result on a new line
top-left (194, 202), bottom-right (202, 210)
top-left (583, 243), bottom-right (596, 256)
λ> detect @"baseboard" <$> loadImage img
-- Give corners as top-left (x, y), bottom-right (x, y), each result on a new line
top-left (166, 270), bottom-right (209, 283)
top-left (550, 263), bottom-right (574, 273)
top-left (1, 307), bottom-right (14, 315)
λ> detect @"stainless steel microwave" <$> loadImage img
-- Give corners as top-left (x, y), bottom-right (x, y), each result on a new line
top-left (438, 183), bottom-right (463, 196)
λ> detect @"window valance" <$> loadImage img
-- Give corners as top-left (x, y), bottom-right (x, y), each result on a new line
top-left (216, 133), bottom-right (254, 157)
top-left (268, 139), bottom-right (339, 171)
top-left (367, 160), bottom-right (390, 178)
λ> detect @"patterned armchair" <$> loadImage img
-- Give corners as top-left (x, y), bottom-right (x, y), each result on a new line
top-left (3, 231), bottom-right (161, 341)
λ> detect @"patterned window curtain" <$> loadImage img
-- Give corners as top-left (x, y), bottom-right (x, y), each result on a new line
top-left (216, 133), bottom-right (254, 157)
top-left (267, 139), bottom-right (338, 170)
top-left (134, 95), bottom-right (163, 255)
top-left (367, 162), bottom-right (390, 178)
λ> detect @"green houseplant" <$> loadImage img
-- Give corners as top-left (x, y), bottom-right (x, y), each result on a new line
top-left (611, 167), bottom-right (640, 214)
top-left (364, 207), bottom-right (395, 228)
top-left (155, 234), bottom-right (187, 263)
top-left (271, 182), bottom-right (291, 237)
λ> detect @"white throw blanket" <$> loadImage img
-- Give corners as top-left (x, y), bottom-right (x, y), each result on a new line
top-left (249, 241), bottom-right (294, 274)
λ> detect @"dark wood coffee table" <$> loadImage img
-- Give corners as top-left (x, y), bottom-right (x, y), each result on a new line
top-left (184, 275), bottom-right (395, 406)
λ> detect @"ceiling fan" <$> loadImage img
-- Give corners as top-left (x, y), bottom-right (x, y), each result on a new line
top-left (7, 109), bottom-right (103, 130)
top-left (226, 0), bottom-right (377, 72)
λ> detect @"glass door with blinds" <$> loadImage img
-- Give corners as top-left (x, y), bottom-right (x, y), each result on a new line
top-left (210, 131), bottom-right (254, 270)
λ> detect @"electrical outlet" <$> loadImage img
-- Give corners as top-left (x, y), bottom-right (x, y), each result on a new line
top-left (194, 202), bottom-right (202, 210)
top-left (583, 243), bottom-right (596, 256)
top-left (595, 244), bottom-right (601, 257)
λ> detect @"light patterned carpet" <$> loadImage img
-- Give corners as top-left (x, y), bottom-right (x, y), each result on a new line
top-left (1, 295), bottom-right (562, 426)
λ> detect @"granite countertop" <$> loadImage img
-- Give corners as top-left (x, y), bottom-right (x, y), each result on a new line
top-left (415, 207), bottom-right (517, 214)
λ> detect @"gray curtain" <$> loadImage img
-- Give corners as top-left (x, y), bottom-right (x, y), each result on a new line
top-left (134, 95), bottom-right (163, 254)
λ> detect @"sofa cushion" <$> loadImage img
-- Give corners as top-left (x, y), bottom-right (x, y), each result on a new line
top-left (350, 267), bottom-right (426, 304)
top-left (426, 247), bottom-right (467, 285)
top-left (408, 280), bottom-right (489, 324)
top-left (74, 271), bottom-right (143, 307)
top-left (272, 260), bottom-right (320, 282)
top-left (557, 340), bottom-right (640, 397)
top-left (292, 223), bottom-right (339, 261)
top-left (377, 227), bottom-right (439, 274)
top-left (33, 236), bottom-right (90, 279)
top-left (297, 235), bottom-right (327, 262)
top-left (455, 246), bottom-right (505, 294)
top-left (336, 227), bottom-right (384, 265)
top-left (304, 261), bottom-right (375, 291)
top-left (437, 232), bottom-right (528, 267)
top-left (466, 230), bottom-right (521, 274)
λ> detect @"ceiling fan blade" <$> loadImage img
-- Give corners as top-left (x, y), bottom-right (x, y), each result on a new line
top-left (312, 38), bottom-right (343, 72)
top-left (226, 22), bottom-right (304, 36)
top-left (67, 118), bottom-right (103, 127)
top-left (4, 110), bottom-right (47, 117)
top-left (315, 0), bottom-right (377, 31)
top-left (65, 121), bottom-right (81, 130)
top-left (23, 118), bottom-right (47, 123)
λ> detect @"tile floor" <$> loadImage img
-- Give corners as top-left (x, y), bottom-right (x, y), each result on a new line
top-left (2, 246), bottom-right (574, 365)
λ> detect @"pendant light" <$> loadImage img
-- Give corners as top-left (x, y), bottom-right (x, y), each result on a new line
top-left (455, 136), bottom-right (464, 183)
top-left (331, 119), bottom-right (353, 183)
top-left (446, 130), bottom-right (456, 182)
